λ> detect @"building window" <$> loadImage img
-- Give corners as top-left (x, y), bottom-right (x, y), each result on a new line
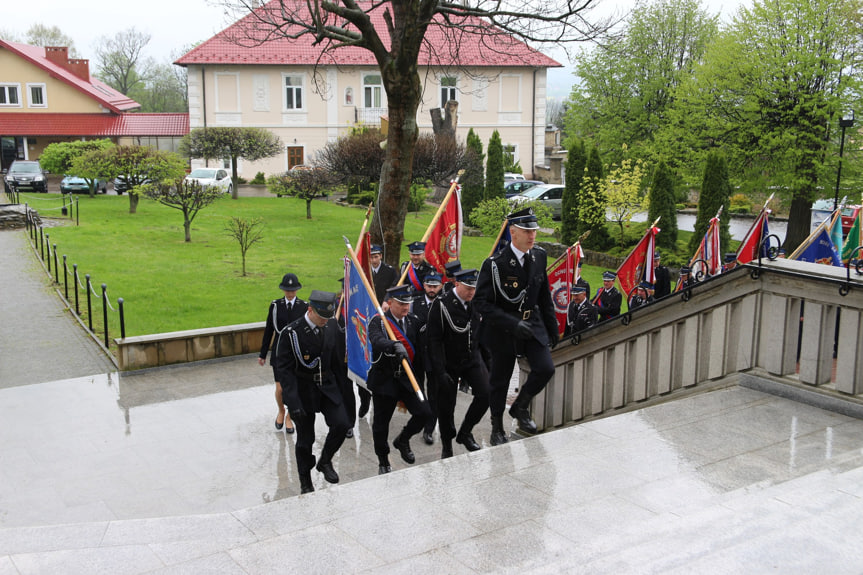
top-left (363, 74), bottom-right (383, 108)
top-left (27, 83), bottom-right (46, 107)
top-left (440, 76), bottom-right (457, 107)
top-left (503, 144), bottom-right (518, 167)
top-left (287, 146), bottom-right (304, 169)
top-left (283, 75), bottom-right (304, 111)
top-left (0, 84), bottom-right (21, 107)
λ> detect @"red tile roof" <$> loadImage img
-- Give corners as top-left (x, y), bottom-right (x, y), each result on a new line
top-left (0, 113), bottom-right (190, 137)
top-left (1, 40), bottom-right (141, 113)
top-left (176, 1), bottom-right (560, 68)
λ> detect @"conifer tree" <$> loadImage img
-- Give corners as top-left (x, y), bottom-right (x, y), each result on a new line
top-left (648, 159), bottom-right (678, 251)
top-left (561, 139), bottom-right (586, 245)
top-left (689, 151), bottom-right (733, 255)
top-left (485, 130), bottom-right (505, 200)
top-left (461, 128), bottom-right (486, 219)
top-left (577, 146), bottom-right (611, 250)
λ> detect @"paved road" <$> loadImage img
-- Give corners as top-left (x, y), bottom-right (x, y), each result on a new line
top-left (0, 228), bottom-right (115, 388)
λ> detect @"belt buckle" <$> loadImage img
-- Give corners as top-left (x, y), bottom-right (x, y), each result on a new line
top-left (522, 310), bottom-right (531, 320)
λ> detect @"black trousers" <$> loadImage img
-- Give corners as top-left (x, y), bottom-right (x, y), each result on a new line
top-left (371, 387), bottom-right (432, 458)
top-left (436, 362), bottom-right (490, 442)
top-left (293, 395), bottom-right (349, 478)
top-left (488, 337), bottom-right (554, 418)
top-left (417, 369), bottom-right (438, 434)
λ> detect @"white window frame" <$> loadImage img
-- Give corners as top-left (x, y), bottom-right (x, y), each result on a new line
top-left (440, 76), bottom-right (458, 108)
top-left (0, 83), bottom-right (22, 108)
top-left (362, 73), bottom-right (384, 108)
top-left (26, 83), bottom-right (47, 108)
top-left (282, 73), bottom-right (305, 112)
top-left (503, 143), bottom-right (518, 166)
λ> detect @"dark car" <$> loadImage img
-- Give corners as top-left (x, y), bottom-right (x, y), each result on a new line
top-left (112, 175), bottom-right (152, 195)
top-left (3, 160), bottom-right (48, 193)
top-left (504, 179), bottom-right (544, 199)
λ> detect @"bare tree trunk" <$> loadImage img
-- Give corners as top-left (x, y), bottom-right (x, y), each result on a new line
top-left (306, 198), bottom-right (312, 219)
top-left (231, 155), bottom-right (239, 200)
top-left (129, 193), bottom-right (139, 214)
top-left (184, 218), bottom-right (192, 242)
top-left (785, 196), bottom-right (812, 253)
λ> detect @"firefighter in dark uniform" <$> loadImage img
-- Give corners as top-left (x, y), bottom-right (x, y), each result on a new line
top-left (566, 284), bottom-right (598, 335)
top-left (274, 290), bottom-right (350, 494)
top-left (258, 273), bottom-right (308, 434)
top-left (593, 271), bottom-right (622, 321)
top-left (426, 268), bottom-right (489, 458)
top-left (653, 251), bottom-right (671, 298)
top-left (411, 271), bottom-right (444, 445)
top-left (367, 285), bottom-right (433, 474)
top-left (370, 244), bottom-right (398, 304)
top-left (628, 282), bottom-right (654, 310)
top-left (675, 266), bottom-right (695, 292)
top-left (400, 241), bottom-right (434, 290)
top-left (443, 259), bottom-right (462, 295)
top-left (474, 208), bottom-right (559, 445)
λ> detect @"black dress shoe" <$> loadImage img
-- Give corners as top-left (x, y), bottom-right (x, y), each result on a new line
top-left (422, 430), bottom-right (434, 445)
top-left (378, 464), bottom-right (392, 474)
top-left (358, 399), bottom-right (370, 419)
top-left (441, 442), bottom-right (453, 459)
top-left (316, 460), bottom-right (340, 484)
top-left (509, 404), bottom-right (537, 434)
top-left (490, 429), bottom-right (509, 446)
top-left (456, 431), bottom-right (481, 452)
top-left (285, 424), bottom-right (294, 434)
top-left (299, 474), bottom-right (314, 494)
top-left (392, 434), bottom-right (415, 464)
top-left (274, 417), bottom-right (284, 431)
top-left (345, 428), bottom-right (354, 438)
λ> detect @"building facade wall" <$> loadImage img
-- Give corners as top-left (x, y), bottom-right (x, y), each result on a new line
top-left (0, 50), bottom-right (106, 114)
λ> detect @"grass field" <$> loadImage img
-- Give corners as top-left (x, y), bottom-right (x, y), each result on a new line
top-left (23, 192), bottom-right (610, 344)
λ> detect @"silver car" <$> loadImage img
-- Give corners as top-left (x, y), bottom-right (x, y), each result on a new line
top-left (511, 184), bottom-right (564, 220)
top-left (184, 168), bottom-right (233, 194)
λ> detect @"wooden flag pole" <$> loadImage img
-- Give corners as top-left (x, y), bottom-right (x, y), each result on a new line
top-left (343, 236), bottom-right (424, 401)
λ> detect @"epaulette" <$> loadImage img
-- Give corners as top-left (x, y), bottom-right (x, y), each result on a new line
top-left (533, 245), bottom-right (547, 254)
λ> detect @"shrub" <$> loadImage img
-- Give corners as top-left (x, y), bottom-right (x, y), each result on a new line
top-left (250, 171), bottom-right (266, 185)
top-left (408, 180), bottom-right (431, 212)
top-left (729, 193), bottom-right (752, 214)
top-left (237, 177), bottom-right (248, 184)
top-left (469, 197), bottom-right (554, 237)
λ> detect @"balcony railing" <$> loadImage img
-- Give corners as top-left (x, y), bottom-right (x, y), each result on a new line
top-left (354, 107), bottom-right (388, 126)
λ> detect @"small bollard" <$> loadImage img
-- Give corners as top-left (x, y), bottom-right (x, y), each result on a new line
top-left (53, 244), bottom-right (59, 283)
top-left (63, 255), bottom-right (69, 300)
top-left (86, 274), bottom-right (93, 332)
top-left (45, 234), bottom-right (50, 272)
top-left (73, 264), bottom-right (80, 315)
top-left (118, 298), bottom-right (126, 339)
top-left (102, 284), bottom-right (109, 349)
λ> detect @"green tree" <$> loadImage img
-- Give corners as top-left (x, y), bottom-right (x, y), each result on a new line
top-left (143, 178), bottom-right (224, 242)
top-left (95, 27), bottom-right (154, 96)
top-left (485, 130), bottom-right (505, 200)
top-left (221, 0), bottom-right (612, 267)
top-left (267, 166), bottom-right (335, 219)
top-left (131, 62), bottom-right (188, 113)
top-left (89, 145), bottom-right (187, 213)
top-left (461, 128), bottom-right (485, 217)
top-left (689, 151), bottom-right (732, 255)
top-left (561, 138), bottom-right (586, 245)
top-left (647, 159), bottom-right (679, 250)
top-left (25, 24), bottom-right (78, 56)
top-left (566, 0), bottom-right (718, 166)
top-left (224, 216), bottom-right (265, 276)
top-left (180, 127), bottom-right (284, 200)
top-left (577, 146), bottom-right (611, 250)
top-left (39, 139), bottom-right (115, 197)
top-left (668, 0), bottom-right (863, 251)
top-left (469, 197), bottom-right (554, 237)
top-left (604, 156), bottom-right (648, 247)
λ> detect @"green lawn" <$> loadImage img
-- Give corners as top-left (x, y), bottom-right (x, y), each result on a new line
top-left (25, 193), bottom-right (608, 344)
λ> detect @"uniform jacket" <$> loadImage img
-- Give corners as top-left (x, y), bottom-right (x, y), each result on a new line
top-left (399, 261), bottom-right (434, 289)
top-left (371, 263), bottom-right (398, 304)
top-left (474, 244), bottom-right (557, 347)
top-left (260, 297), bottom-right (308, 363)
top-left (629, 294), bottom-right (654, 310)
top-left (426, 290), bottom-right (483, 377)
top-left (367, 311), bottom-right (422, 397)
top-left (594, 287), bottom-right (622, 321)
top-left (653, 265), bottom-right (671, 298)
top-left (274, 316), bottom-right (345, 414)
top-left (567, 299), bottom-right (598, 334)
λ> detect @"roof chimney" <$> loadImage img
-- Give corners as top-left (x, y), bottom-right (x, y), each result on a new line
top-left (44, 46), bottom-right (91, 81)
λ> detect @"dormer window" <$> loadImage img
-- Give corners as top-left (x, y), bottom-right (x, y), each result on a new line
top-left (0, 84), bottom-right (21, 107)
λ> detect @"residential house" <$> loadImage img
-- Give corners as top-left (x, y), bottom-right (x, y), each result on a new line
top-left (175, 3), bottom-right (560, 180)
top-left (0, 40), bottom-right (189, 174)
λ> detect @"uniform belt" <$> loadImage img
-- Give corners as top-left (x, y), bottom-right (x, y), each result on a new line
top-left (299, 373), bottom-right (330, 383)
top-left (510, 309), bottom-right (532, 320)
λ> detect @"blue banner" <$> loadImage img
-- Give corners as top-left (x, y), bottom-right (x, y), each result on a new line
top-left (345, 260), bottom-right (377, 386)
top-left (793, 226), bottom-right (842, 267)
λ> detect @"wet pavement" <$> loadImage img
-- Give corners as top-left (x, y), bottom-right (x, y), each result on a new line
top-left (3, 210), bottom-right (863, 572)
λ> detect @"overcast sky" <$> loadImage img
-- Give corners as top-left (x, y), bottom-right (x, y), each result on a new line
top-left (4, 0), bottom-right (748, 98)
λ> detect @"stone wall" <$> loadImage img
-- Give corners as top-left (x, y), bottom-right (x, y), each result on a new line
top-left (0, 205), bottom-right (40, 230)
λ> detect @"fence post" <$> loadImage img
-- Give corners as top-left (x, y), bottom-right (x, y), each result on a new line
top-left (45, 234), bottom-right (50, 272)
top-left (102, 284), bottom-right (109, 349)
top-left (39, 227), bottom-right (44, 260)
top-left (118, 298), bottom-right (126, 339)
top-left (86, 274), bottom-right (93, 332)
top-left (63, 255), bottom-right (69, 300)
top-left (24, 203), bottom-right (30, 234)
top-left (53, 244), bottom-right (59, 283)
top-left (76, 197), bottom-right (79, 226)
top-left (73, 264), bottom-right (80, 315)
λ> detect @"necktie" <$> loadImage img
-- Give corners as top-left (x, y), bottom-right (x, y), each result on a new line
top-left (287, 302), bottom-right (292, 313)
top-left (398, 319), bottom-right (404, 332)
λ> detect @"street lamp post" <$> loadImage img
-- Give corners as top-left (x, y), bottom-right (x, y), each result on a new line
top-left (834, 110), bottom-right (855, 210)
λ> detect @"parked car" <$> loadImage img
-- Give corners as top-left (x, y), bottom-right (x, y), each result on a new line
top-left (504, 172), bottom-right (526, 182)
top-left (112, 175), bottom-right (153, 195)
top-left (510, 183), bottom-right (564, 220)
top-left (3, 160), bottom-right (48, 193)
top-left (504, 179), bottom-right (543, 198)
top-left (60, 175), bottom-right (107, 194)
top-left (841, 205), bottom-right (862, 236)
top-left (184, 168), bottom-right (233, 194)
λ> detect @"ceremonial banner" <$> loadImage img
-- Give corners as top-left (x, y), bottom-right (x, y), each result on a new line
top-left (345, 259), bottom-right (376, 386)
top-left (829, 209), bottom-right (844, 257)
top-left (616, 224), bottom-right (659, 297)
top-left (356, 230), bottom-right (372, 280)
top-left (690, 214), bottom-right (722, 277)
top-left (736, 208), bottom-right (770, 264)
top-left (547, 245), bottom-right (580, 337)
top-left (789, 221), bottom-right (842, 266)
top-left (841, 209), bottom-right (862, 263)
top-left (425, 186), bottom-right (462, 273)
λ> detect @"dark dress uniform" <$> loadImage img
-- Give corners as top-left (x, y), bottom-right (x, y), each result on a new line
top-left (400, 260), bottom-right (434, 290)
top-left (371, 263), bottom-right (398, 304)
top-left (567, 293), bottom-right (598, 335)
top-left (594, 286), bottom-right (622, 321)
top-left (274, 299), bottom-right (349, 494)
top-left (474, 223), bottom-right (558, 444)
top-left (653, 264), bottom-right (671, 298)
top-left (260, 297), bottom-right (308, 377)
top-left (411, 293), bottom-right (440, 441)
top-left (629, 293), bottom-right (654, 310)
top-left (426, 280), bottom-right (489, 457)
top-left (367, 303), bottom-right (433, 471)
